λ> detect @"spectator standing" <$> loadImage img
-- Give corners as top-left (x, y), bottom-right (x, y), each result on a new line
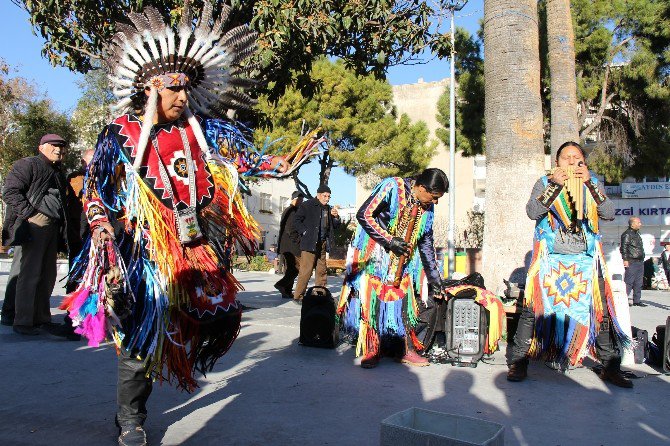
top-left (1, 134), bottom-right (69, 335)
top-left (661, 243), bottom-right (670, 290)
top-left (274, 191), bottom-right (304, 299)
top-left (293, 185), bottom-right (341, 302)
top-left (620, 217), bottom-right (646, 307)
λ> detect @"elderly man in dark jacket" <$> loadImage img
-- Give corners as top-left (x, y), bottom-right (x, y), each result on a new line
top-left (292, 185), bottom-right (341, 302)
top-left (1, 134), bottom-right (69, 335)
top-left (274, 191), bottom-right (304, 299)
top-left (620, 217), bottom-right (646, 307)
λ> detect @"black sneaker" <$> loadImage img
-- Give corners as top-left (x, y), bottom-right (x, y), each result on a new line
top-left (13, 325), bottom-right (40, 336)
top-left (599, 368), bottom-right (634, 388)
top-left (118, 425), bottom-right (147, 446)
top-left (274, 283), bottom-right (292, 299)
top-left (632, 302), bottom-right (648, 307)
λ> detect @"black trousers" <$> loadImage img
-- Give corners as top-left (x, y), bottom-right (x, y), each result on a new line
top-left (274, 253), bottom-right (300, 294)
top-left (624, 260), bottom-right (644, 304)
top-left (117, 350), bottom-right (153, 427)
top-left (1, 247), bottom-right (21, 321)
top-left (507, 277), bottom-right (621, 371)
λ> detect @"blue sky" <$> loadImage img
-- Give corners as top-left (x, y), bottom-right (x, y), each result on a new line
top-left (0, 1), bottom-right (483, 207)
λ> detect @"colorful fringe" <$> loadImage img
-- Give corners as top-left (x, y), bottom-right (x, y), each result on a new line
top-left (63, 122), bottom-right (267, 391)
top-left (337, 177), bottom-right (434, 357)
top-left (205, 119), bottom-right (323, 178)
top-left (443, 285), bottom-right (505, 354)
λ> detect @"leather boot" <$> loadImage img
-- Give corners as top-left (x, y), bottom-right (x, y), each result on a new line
top-left (507, 359), bottom-right (528, 382)
top-left (599, 368), bottom-right (633, 388)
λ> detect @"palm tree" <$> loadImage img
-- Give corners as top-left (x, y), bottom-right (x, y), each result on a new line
top-left (546, 0), bottom-right (579, 159)
top-left (482, 0), bottom-right (545, 290)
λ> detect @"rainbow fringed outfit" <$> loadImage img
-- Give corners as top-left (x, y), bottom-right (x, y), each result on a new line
top-left (63, 114), bottom-right (286, 390)
top-left (337, 177), bottom-right (441, 357)
top-left (523, 176), bottom-right (631, 366)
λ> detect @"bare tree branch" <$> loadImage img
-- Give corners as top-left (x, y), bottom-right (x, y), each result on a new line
top-left (60, 42), bottom-right (101, 61)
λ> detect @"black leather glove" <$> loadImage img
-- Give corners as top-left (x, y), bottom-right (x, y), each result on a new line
top-left (428, 281), bottom-right (445, 300)
top-left (389, 237), bottom-right (410, 256)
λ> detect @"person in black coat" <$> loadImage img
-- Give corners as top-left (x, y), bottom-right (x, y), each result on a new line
top-left (292, 184), bottom-right (341, 302)
top-left (1, 133), bottom-right (69, 335)
top-left (620, 217), bottom-right (646, 306)
top-left (274, 191), bottom-right (304, 299)
top-left (662, 243), bottom-right (670, 289)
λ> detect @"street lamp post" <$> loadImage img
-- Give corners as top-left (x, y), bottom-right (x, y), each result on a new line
top-left (446, 0), bottom-right (467, 278)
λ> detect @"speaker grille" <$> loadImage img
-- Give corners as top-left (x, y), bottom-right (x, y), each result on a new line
top-left (451, 299), bottom-right (483, 354)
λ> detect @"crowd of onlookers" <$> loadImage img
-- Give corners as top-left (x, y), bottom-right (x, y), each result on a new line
top-left (0, 132), bottom-right (346, 338)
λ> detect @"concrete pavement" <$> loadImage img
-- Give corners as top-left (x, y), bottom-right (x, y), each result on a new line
top-left (0, 267), bottom-right (669, 446)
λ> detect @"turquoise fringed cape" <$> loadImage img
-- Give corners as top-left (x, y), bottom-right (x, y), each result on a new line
top-left (524, 176), bottom-right (631, 365)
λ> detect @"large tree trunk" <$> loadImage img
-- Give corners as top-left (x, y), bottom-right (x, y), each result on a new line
top-left (482, 1), bottom-right (545, 290)
top-left (547, 0), bottom-right (579, 160)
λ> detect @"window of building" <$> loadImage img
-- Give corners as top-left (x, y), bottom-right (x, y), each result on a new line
top-left (260, 193), bottom-right (272, 213)
top-left (280, 196), bottom-right (289, 212)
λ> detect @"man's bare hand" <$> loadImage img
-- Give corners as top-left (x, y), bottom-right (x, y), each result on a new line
top-left (270, 156), bottom-right (289, 174)
top-left (549, 167), bottom-right (568, 186)
top-left (574, 163), bottom-right (591, 181)
top-left (92, 222), bottom-right (115, 245)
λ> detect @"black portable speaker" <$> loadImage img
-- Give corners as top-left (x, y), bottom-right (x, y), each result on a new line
top-left (444, 290), bottom-right (487, 367)
top-left (299, 286), bottom-right (338, 348)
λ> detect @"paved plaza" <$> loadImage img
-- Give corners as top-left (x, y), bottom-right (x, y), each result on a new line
top-left (0, 264), bottom-right (669, 445)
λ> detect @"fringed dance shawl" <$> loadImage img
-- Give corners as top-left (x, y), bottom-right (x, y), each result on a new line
top-left (63, 114), bottom-right (275, 391)
top-left (523, 176), bottom-right (630, 366)
top-left (337, 177), bottom-right (435, 357)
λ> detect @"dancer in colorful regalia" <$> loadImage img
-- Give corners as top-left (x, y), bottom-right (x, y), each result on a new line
top-left (506, 141), bottom-right (633, 388)
top-left (337, 168), bottom-right (449, 368)
top-left (61, 4), bottom-right (315, 445)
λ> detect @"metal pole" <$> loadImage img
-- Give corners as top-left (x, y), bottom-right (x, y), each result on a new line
top-left (447, 8), bottom-right (456, 277)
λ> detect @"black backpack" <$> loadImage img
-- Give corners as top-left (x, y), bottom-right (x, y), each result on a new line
top-left (299, 286), bottom-right (339, 348)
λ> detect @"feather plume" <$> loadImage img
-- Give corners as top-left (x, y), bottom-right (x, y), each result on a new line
top-left (129, 12), bottom-right (151, 34)
top-left (179, 0), bottom-right (193, 30)
top-left (210, 5), bottom-right (231, 37)
top-left (195, 1), bottom-right (214, 40)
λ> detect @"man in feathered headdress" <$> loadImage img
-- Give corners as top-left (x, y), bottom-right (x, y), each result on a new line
top-left (62, 3), bottom-right (313, 445)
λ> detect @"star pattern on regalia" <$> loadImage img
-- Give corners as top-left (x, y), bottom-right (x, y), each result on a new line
top-left (167, 150), bottom-right (197, 186)
top-left (543, 262), bottom-right (588, 308)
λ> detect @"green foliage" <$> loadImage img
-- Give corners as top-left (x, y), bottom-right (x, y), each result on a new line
top-left (568, 0), bottom-right (670, 178)
top-left (450, 2), bottom-right (670, 178)
top-left (255, 58), bottom-right (436, 179)
top-left (70, 68), bottom-right (114, 152)
top-left (436, 27), bottom-right (485, 157)
top-left (1, 99), bottom-right (76, 177)
top-left (12, 0), bottom-right (450, 100)
top-left (247, 255), bottom-right (272, 271)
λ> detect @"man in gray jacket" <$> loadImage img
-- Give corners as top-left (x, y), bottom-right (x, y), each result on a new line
top-left (620, 217), bottom-right (646, 307)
